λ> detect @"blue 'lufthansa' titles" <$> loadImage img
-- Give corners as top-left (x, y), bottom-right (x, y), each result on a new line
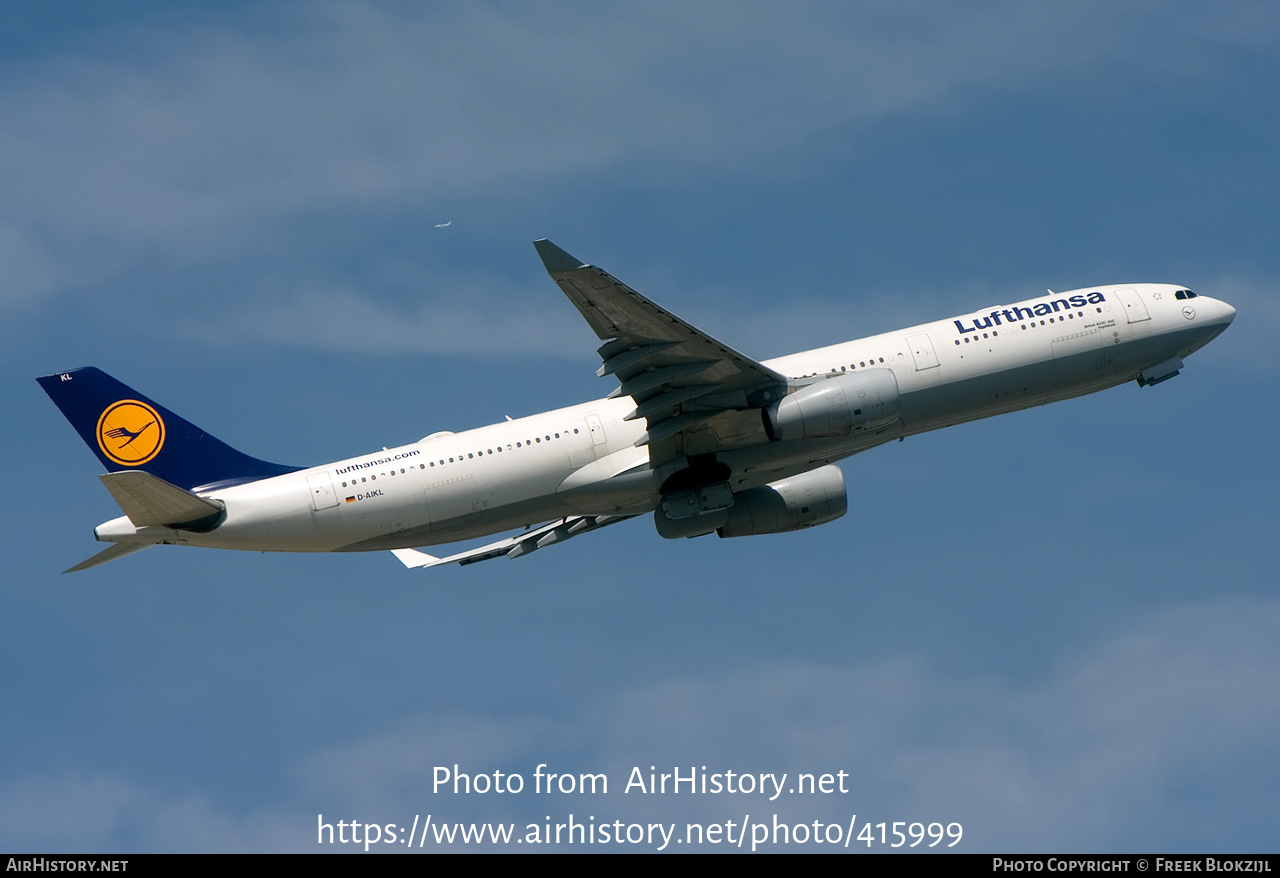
top-left (953, 292), bottom-right (1106, 335)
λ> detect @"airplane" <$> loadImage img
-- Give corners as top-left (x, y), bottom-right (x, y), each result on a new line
top-left (38, 239), bottom-right (1235, 572)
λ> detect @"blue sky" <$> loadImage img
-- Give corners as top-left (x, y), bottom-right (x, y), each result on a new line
top-left (3, 1), bottom-right (1278, 852)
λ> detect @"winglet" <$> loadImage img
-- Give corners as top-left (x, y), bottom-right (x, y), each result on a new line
top-left (533, 239), bottom-right (587, 274)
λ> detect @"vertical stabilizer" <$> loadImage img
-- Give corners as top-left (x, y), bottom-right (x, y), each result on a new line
top-left (38, 367), bottom-right (301, 491)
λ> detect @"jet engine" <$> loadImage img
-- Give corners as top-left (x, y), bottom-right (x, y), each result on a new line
top-left (763, 369), bottom-right (899, 441)
top-left (716, 465), bottom-right (847, 538)
top-left (652, 482), bottom-right (733, 539)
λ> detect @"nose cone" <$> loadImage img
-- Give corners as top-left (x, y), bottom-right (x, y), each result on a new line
top-left (1219, 300), bottom-right (1237, 327)
top-left (1193, 295), bottom-right (1235, 351)
top-left (1201, 296), bottom-right (1236, 332)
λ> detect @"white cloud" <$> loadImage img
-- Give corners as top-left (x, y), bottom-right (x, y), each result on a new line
top-left (298, 712), bottom-right (556, 814)
top-left (2, 2), bottom-right (1274, 307)
top-left (7, 598), bottom-right (1272, 850)
top-left (177, 281), bottom-right (591, 357)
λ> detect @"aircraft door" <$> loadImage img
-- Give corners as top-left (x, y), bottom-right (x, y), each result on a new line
top-left (906, 333), bottom-right (940, 370)
top-left (585, 413), bottom-right (607, 446)
top-left (307, 472), bottom-right (339, 511)
top-left (1115, 288), bottom-right (1150, 323)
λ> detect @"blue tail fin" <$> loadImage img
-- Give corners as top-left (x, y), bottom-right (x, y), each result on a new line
top-left (38, 367), bottom-right (301, 491)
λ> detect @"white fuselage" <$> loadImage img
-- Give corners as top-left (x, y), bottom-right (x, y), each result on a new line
top-left (93, 283), bottom-right (1235, 554)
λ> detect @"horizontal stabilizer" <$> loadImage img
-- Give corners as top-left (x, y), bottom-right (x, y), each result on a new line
top-left (100, 471), bottom-right (224, 528)
top-left (65, 541), bottom-right (153, 573)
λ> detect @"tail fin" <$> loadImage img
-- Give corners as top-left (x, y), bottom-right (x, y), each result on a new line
top-left (37, 367), bottom-right (301, 491)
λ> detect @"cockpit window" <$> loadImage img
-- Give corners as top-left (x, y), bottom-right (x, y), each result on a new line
top-left (1174, 289), bottom-right (1198, 300)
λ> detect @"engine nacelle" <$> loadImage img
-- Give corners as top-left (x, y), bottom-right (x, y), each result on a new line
top-left (716, 465), bottom-right (847, 538)
top-left (652, 482), bottom-right (734, 539)
top-left (764, 369), bottom-right (899, 441)
top-left (653, 506), bottom-right (729, 539)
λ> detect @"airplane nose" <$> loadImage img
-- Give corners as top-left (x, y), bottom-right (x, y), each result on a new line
top-left (1205, 297), bottom-right (1237, 329)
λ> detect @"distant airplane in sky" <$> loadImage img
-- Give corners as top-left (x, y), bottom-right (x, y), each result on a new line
top-left (39, 240), bottom-right (1235, 571)
top-left (435, 221), bottom-right (452, 228)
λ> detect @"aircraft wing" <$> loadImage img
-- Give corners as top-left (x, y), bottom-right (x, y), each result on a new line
top-left (391, 513), bottom-right (636, 568)
top-left (534, 239), bottom-right (788, 464)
